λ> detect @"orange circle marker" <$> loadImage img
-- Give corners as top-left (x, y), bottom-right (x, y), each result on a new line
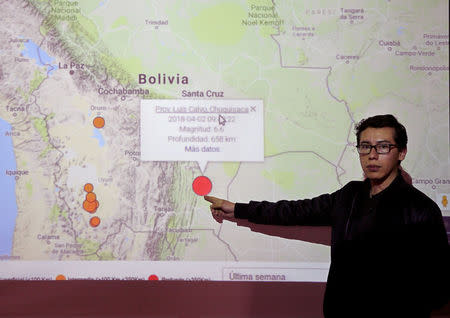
top-left (86, 192), bottom-right (96, 202)
top-left (90, 216), bottom-right (101, 227)
top-left (93, 116), bottom-right (105, 128)
top-left (83, 200), bottom-right (98, 213)
top-left (55, 274), bottom-right (66, 280)
top-left (84, 183), bottom-right (94, 193)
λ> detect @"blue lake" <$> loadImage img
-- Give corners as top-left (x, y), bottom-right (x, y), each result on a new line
top-left (92, 128), bottom-right (105, 147)
top-left (0, 117), bottom-right (18, 256)
top-left (21, 40), bottom-right (58, 75)
top-left (397, 27), bottom-right (405, 35)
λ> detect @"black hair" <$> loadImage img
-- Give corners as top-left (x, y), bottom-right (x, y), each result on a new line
top-left (355, 114), bottom-right (408, 151)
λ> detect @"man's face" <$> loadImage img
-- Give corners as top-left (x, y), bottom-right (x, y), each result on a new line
top-left (358, 127), bottom-right (407, 185)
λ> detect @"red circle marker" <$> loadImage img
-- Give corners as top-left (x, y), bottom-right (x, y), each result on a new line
top-left (192, 176), bottom-right (212, 196)
top-left (148, 274), bottom-right (159, 281)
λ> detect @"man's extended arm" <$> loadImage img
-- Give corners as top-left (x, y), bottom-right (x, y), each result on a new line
top-left (204, 188), bottom-right (342, 226)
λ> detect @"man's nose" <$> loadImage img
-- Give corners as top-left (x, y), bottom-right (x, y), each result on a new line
top-left (368, 147), bottom-right (379, 158)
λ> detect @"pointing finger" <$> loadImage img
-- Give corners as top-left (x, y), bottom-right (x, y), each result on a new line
top-left (204, 195), bottom-right (216, 203)
top-left (205, 196), bottom-right (222, 209)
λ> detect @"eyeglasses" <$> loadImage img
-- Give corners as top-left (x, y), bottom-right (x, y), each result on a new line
top-left (356, 143), bottom-right (398, 154)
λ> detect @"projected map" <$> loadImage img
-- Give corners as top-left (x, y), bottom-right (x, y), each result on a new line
top-left (0, 0), bottom-right (448, 280)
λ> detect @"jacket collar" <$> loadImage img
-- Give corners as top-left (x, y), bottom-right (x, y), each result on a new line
top-left (365, 172), bottom-right (407, 199)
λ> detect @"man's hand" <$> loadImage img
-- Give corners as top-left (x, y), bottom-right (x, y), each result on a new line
top-left (204, 196), bottom-right (235, 221)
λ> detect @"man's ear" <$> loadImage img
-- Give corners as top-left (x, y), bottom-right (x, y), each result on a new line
top-left (399, 146), bottom-right (407, 161)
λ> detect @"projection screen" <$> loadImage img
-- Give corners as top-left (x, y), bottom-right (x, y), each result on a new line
top-left (0, 0), bottom-right (448, 281)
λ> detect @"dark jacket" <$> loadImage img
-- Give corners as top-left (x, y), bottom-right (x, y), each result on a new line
top-left (235, 175), bottom-right (449, 317)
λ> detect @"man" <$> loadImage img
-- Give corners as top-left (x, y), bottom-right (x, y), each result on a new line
top-left (205, 114), bottom-right (449, 317)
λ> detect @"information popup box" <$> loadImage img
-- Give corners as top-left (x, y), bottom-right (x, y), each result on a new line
top-left (141, 99), bottom-right (264, 173)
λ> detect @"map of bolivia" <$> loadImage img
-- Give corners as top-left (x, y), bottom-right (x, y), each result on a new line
top-left (0, 0), bottom-right (448, 281)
